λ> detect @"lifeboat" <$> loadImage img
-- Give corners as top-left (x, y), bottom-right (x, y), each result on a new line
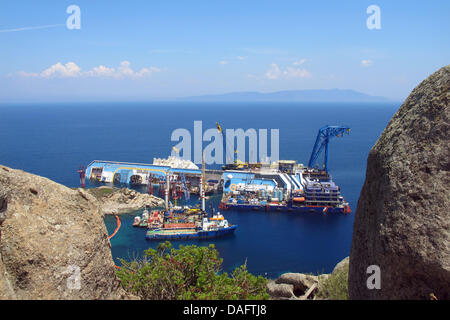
top-left (210, 214), bottom-right (225, 221)
top-left (293, 197), bottom-right (305, 202)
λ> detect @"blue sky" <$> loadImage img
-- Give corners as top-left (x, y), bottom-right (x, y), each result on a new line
top-left (0, 0), bottom-right (449, 102)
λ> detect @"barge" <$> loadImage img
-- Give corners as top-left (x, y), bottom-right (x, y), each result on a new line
top-left (218, 126), bottom-right (352, 214)
top-left (218, 166), bottom-right (351, 214)
top-left (146, 216), bottom-right (237, 240)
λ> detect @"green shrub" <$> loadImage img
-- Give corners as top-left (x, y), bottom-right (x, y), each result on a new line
top-left (87, 187), bottom-right (114, 199)
top-left (116, 241), bottom-right (270, 300)
top-left (316, 264), bottom-right (349, 300)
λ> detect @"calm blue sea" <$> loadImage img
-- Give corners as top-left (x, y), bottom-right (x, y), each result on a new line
top-left (0, 101), bottom-right (398, 278)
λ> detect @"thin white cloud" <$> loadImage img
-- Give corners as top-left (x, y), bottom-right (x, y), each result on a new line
top-left (117, 61), bottom-right (134, 77)
top-left (283, 67), bottom-right (312, 78)
top-left (361, 59), bottom-right (374, 67)
top-left (41, 62), bottom-right (81, 78)
top-left (15, 71), bottom-right (39, 77)
top-left (265, 63), bottom-right (311, 80)
top-left (219, 60), bottom-right (228, 65)
top-left (0, 24), bottom-right (65, 33)
top-left (15, 61), bottom-right (161, 79)
top-left (265, 64), bottom-right (281, 79)
top-left (292, 59), bottom-right (307, 66)
top-left (237, 56), bottom-right (246, 61)
top-left (85, 65), bottom-right (116, 77)
top-left (134, 66), bottom-right (161, 77)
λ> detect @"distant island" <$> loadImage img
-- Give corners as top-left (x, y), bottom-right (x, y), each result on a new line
top-left (179, 89), bottom-right (389, 102)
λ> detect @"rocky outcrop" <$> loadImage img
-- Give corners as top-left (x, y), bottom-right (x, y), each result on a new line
top-left (275, 273), bottom-right (318, 297)
top-left (266, 281), bottom-right (296, 299)
top-left (332, 257), bottom-right (349, 275)
top-left (349, 65), bottom-right (450, 299)
top-left (0, 165), bottom-right (130, 299)
top-left (268, 257), bottom-right (349, 300)
top-left (86, 187), bottom-right (164, 215)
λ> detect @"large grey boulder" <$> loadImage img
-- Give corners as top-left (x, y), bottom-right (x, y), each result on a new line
top-left (266, 280), bottom-right (295, 299)
top-left (275, 273), bottom-right (318, 296)
top-left (0, 165), bottom-right (130, 299)
top-left (349, 65), bottom-right (450, 299)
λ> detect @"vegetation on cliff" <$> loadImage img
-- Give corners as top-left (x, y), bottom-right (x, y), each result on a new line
top-left (116, 242), bottom-right (270, 300)
top-left (86, 186), bottom-right (115, 199)
top-left (316, 261), bottom-right (349, 300)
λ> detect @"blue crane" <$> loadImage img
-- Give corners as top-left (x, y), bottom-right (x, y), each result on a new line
top-left (308, 125), bottom-right (350, 172)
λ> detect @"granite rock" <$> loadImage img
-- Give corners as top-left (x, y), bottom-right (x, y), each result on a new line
top-left (349, 65), bottom-right (450, 299)
top-left (0, 165), bottom-right (130, 299)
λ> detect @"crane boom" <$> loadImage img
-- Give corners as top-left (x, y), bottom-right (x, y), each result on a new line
top-left (308, 125), bottom-right (350, 172)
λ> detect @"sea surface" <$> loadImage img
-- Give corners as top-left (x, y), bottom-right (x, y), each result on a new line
top-left (0, 101), bottom-right (398, 278)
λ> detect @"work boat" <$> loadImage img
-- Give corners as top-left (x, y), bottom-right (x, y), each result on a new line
top-left (133, 206), bottom-right (150, 228)
top-left (145, 213), bottom-right (237, 240)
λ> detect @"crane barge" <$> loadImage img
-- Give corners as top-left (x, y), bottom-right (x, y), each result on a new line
top-left (218, 126), bottom-right (352, 214)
